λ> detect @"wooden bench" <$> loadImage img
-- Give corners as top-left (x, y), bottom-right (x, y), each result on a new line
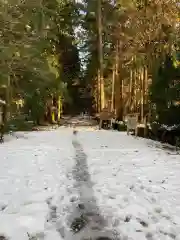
top-left (126, 113), bottom-right (150, 137)
top-left (98, 108), bottom-right (115, 129)
top-left (126, 114), bottom-right (138, 136)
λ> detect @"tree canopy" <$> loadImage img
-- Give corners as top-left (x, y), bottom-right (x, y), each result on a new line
top-left (0, 0), bottom-right (180, 126)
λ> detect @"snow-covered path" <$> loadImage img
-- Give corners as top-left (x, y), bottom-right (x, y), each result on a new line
top-left (0, 127), bottom-right (180, 239)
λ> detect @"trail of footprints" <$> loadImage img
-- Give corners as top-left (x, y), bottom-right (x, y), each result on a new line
top-left (26, 128), bottom-right (179, 240)
top-left (120, 181), bottom-right (178, 240)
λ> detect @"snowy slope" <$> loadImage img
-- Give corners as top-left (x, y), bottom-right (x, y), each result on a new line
top-left (0, 128), bottom-right (180, 239)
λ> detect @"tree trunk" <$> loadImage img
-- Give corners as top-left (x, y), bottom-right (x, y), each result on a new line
top-left (97, 69), bottom-right (101, 112)
top-left (144, 66), bottom-right (148, 105)
top-left (97, 0), bottom-right (105, 111)
top-left (58, 95), bottom-right (62, 121)
top-left (111, 64), bottom-right (115, 112)
top-left (5, 76), bottom-right (11, 124)
top-left (119, 64), bottom-right (123, 120)
top-left (133, 66), bottom-right (137, 113)
top-left (140, 67), bottom-right (144, 123)
top-left (128, 68), bottom-right (132, 112)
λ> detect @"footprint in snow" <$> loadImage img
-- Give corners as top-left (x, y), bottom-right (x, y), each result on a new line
top-left (0, 204), bottom-right (7, 211)
top-left (0, 236), bottom-right (8, 240)
top-left (73, 129), bottom-right (78, 135)
top-left (154, 206), bottom-right (163, 214)
top-left (71, 215), bottom-right (87, 233)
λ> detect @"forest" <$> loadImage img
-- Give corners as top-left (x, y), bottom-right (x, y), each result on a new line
top-left (0, 0), bottom-right (180, 141)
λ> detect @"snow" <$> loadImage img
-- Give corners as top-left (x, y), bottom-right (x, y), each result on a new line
top-left (0, 99), bottom-right (6, 105)
top-left (0, 127), bottom-right (180, 239)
